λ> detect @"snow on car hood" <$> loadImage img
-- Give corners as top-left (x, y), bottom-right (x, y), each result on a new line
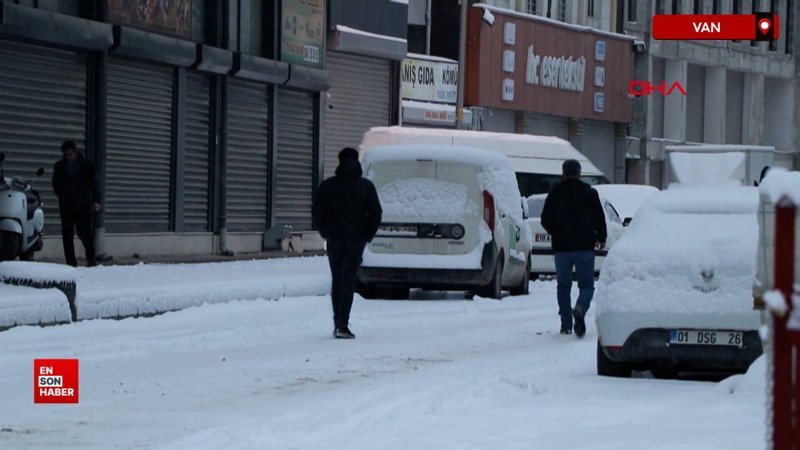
top-left (595, 187), bottom-right (759, 316)
top-left (378, 178), bottom-right (479, 223)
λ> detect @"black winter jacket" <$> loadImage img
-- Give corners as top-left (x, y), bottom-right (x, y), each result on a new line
top-left (540, 178), bottom-right (607, 252)
top-left (52, 154), bottom-right (100, 210)
top-left (313, 159), bottom-right (382, 242)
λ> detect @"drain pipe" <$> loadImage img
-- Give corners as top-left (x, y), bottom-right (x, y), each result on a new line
top-left (217, 0), bottom-right (232, 256)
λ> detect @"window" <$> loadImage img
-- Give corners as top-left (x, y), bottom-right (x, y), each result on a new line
top-left (693, 0), bottom-right (701, 14)
top-left (627, 0), bottom-right (637, 21)
top-left (770, 0), bottom-right (779, 51)
top-left (558, 0), bottom-right (567, 21)
top-left (588, 0), bottom-right (595, 17)
top-left (527, 0), bottom-right (537, 14)
top-left (787, 0), bottom-right (794, 54)
top-left (671, 0), bottom-right (680, 14)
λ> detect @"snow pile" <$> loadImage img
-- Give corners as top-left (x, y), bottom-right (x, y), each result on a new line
top-left (0, 284), bottom-right (70, 329)
top-left (760, 167), bottom-right (800, 205)
top-left (378, 178), bottom-right (479, 223)
top-left (669, 152), bottom-right (746, 186)
top-left (595, 187), bottom-right (759, 316)
top-left (479, 160), bottom-right (531, 245)
top-left (764, 290), bottom-right (788, 317)
top-left (718, 355), bottom-right (766, 396)
top-left (362, 143), bottom-right (511, 167)
top-left (74, 257), bottom-right (330, 320)
top-left (593, 184), bottom-right (659, 221)
top-left (0, 261), bottom-right (77, 283)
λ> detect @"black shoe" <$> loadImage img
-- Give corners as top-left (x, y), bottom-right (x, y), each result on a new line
top-left (334, 326), bottom-right (355, 339)
top-left (560, 326), bottom-right (573, 335)
top-left (572, 308), bottom-right (586, 338)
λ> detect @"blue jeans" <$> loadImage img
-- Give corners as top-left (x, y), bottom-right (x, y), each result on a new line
top-left (554, 251), bottom-right (596, 328)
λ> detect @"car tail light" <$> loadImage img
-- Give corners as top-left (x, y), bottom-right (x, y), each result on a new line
top-left (483, 190), bottom-right (495, 232)
top-left (605, 346), bottom-right (623, 353)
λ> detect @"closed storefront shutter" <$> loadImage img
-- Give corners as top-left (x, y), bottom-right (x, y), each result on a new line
top-left (227, 78), bottom-right (270, 232)
top-left (581, 120), bottom-right (616, 182)
top-left (481, 108), bottom-right (515, 133)
top-left (184, 72), bottom-right (211, 232)
top-left (275, 89), bottom-right (314, 231)
top-left (323, 52), bottom-right (391, 179)
top-left (0, 41), bottom-right (87, 234)
top-left (522, 112), bottom-right (569, 139)
top-left (106, 58), bottom-right (174, 232)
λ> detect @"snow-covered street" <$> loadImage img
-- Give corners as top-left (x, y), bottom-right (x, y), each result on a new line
top-left (0, 273), bottom-right (765, 449)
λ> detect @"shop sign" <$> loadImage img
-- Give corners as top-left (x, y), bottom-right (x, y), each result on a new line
top-left (401, 58), bottom-right (459, 104)
top-left (280, 0), bottom-right (325, 68)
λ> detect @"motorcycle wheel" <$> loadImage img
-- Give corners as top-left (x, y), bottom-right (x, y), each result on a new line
top-left (0, 231), bottom-right (21, 261)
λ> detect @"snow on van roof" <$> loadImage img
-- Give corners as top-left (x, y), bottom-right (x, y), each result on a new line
top-left (361, 126), bottom-right (604, 176)
top-left (362, 144), bottom-right (510, 167)
top-left (638, 186), bottom-right (759, 216)
top-left (760, 168), bottom-right (800, 205)
top-left (665, 145), bottom-right (775, 152)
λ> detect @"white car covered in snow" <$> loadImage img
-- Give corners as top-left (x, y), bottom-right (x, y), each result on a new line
top-left (594, 187), bottom-right (763, 378)
top-left (356, 145), bottom-right (532, 299)
top-left (592, 184), bottom-right (659, 226)
top-left (525, 192), bottom-right (625, 277)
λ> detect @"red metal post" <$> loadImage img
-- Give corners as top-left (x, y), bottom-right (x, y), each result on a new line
top-left (773, 201), bottom-right (797, 450)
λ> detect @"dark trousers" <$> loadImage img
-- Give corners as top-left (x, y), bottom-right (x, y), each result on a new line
top-left (60, 204), bottom-right (95, 267)
top-left (554, 251), bottom-right (595, 328)
top-left (326, 237), bottom-right (367, 328)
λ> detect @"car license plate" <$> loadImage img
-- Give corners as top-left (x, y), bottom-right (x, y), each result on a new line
top-left (669, 330), bottom-right (743, 347)
top-left (535, 233), bottom-right (551, 243)
top-left (378, 224), bottom-right (418, 236)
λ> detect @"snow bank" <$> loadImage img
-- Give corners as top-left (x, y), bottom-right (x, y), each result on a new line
top-left (0, 284), bottom-right (70, 329)
top-left (379, 178), bottom-right (479, 223)
top-left (362, 244), bottom-right (484, 270)
top-left (74, 257), bottom-right (330, 320)
top-left (593, 184), bottom-right (659, 221)
top-left (595, 187), bottom-right (759, 316)
top-left (0, 261), bottom-right (77, 283)
top-left (760, 168), bottom-right (800, 205)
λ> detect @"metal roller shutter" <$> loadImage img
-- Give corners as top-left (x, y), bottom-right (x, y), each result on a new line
top-left (106, 58), bottom-right (174, 232)
top-left (227, 78), bottom-right (270, 232)
top-left (324, 52), bottom-right (391, 179)
top-left (0, 41), bottom-right (87, 234)
top-left (185, 72), bottom-right (211, 232)
top-left (581, 120), bottom-right (616, 182)
top-left (481, 108), bottom-right (515, 133)
top-left (522, 112), bottom-right (569, 139)
top-left (275, 89), bottom-right (314, 231)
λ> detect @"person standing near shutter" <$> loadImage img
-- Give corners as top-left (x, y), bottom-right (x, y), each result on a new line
top-left (540, 159), bottom-right (607, 337)
top-left (52, 140), bottom-right (101, 267)
top-left (313, 147), bottom-right (382, 339)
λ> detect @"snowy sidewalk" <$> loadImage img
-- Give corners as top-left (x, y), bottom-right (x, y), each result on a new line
top-left (0, 256), bottom-right (330, 328)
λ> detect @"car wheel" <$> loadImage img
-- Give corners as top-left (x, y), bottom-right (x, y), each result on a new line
top-left (0, 231), bottom-right (21, 261)
top-left (596, 340), bottom-right (632, 378)
top-left (510, 257), bottom-right (530, 296)
top-left (479, 257), bottom-right (503, 299)
top-left (355, 280), bottom-right (377, 300)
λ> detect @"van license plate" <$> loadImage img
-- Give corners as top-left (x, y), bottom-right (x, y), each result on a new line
top-left (669, 330), bottom-right (743, 347)
top-left (535, 233), bottom-right (551, 243)
top-left (379, 224), bottom-right (418, 236)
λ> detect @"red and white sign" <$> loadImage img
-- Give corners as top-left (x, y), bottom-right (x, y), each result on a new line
top-left (34, 359), bottom-right (79, 404)
top-left (652, 14), bottom-right (780, 41)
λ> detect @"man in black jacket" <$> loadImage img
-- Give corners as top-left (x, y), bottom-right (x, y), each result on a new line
top-left (540, 160), bottom-right (607, 337)
top-left (52, 140), bottom-right (101, 267)
top-left (313, 147), bottom-right (382, 339)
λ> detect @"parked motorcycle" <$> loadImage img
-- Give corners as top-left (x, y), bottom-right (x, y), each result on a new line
top-left (0, 152), bottom-right (45, 261)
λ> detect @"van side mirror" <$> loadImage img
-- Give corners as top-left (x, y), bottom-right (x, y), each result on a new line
top-left (36, 168), bottom-right (45, 177)
top-left (623, 217), bottom-right (632, 227)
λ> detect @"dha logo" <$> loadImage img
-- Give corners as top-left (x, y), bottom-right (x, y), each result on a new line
top-left (34, 359), bottom-right (79, 404)
top-left (628, 81), bottom-right (687, 97)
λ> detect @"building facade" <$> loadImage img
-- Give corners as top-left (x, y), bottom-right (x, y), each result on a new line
top-left (623, 0), bottom-right (800, 187)
top-left (0, 0), bottom-right (406, 260)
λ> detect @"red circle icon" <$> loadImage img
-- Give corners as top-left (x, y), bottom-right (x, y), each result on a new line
top-left (759, 18), bottom-right (772, 33)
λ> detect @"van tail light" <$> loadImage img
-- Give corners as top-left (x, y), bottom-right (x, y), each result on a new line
top-left (483, 190), bottom-right (495, 232)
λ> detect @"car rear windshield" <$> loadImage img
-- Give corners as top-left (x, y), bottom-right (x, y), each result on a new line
top-left (516, 173), bottom-right (607, 196)
top-left (526, 197), bottom-right (546, 218)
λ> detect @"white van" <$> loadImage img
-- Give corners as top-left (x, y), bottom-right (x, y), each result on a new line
top-left (357, 144), bottom-right (532, 299)
top-left (361, 127), bottom-right (608, 197)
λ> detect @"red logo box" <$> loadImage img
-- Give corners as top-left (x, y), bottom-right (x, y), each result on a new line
top-left (34, 359), bottom-right (79, 404)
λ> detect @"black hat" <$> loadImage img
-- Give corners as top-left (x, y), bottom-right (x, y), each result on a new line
top-left (562, 159), bottom-right (581, 177)
top-left (339, 147), bottom-right (359, 163)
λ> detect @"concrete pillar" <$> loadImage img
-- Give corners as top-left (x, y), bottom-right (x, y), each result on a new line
top-left (663, 59), bottom-right (688, 141)
top-left (614, 122), bottom-right (628, 184)
top-left (742, 73), bottom-right (764, 145)
top-left (703, 67), bottom-right (726, 144)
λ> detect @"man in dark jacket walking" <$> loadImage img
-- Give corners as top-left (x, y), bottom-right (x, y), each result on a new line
top-left (540, 159), bottom-right (607, 337)
top-left (52, 140), bottom-right (101, 267)
top-left (313, 147), bottom-right (382, 339)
